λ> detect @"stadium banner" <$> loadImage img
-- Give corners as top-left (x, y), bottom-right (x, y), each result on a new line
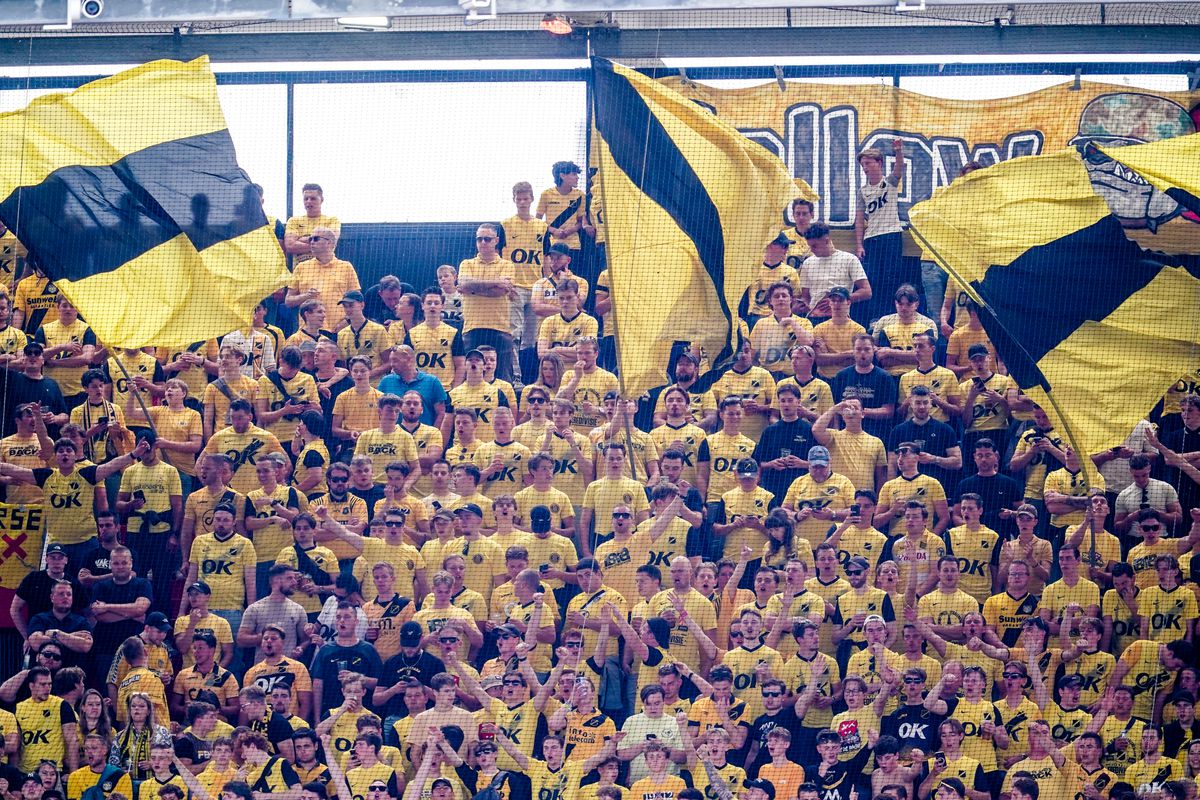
top-left (658, 77), bottom-right (1200, 254)
top-left (0, 504), bottom-right (45, 628)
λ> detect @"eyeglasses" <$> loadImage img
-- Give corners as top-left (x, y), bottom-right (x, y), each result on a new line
top-left (1003, 672), bottom-right (1025, 679)
top-left (762, 691), bottom-right (783, 698)
top-left (902, 676), bottom-right (923, 684)
top-left (502, 679), bottom-right (524, 686)
top-left (612, 512), bottom-right (632, 518)
top-left (476, 236), bottom-right (496, 242)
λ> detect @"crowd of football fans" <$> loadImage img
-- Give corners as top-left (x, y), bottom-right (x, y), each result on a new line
top-left (0, 152), bottom-right (1198, 800)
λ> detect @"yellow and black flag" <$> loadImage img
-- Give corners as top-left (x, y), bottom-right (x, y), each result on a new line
top-left (0, 57), bottom-right (290, 349)
top-left (591, 58), bottom-right (797, 399)
top-left (909, 140), bottom-right (1200, 458)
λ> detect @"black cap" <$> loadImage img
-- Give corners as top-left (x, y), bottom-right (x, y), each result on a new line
top-left (454, 503), bottom-right (484, 518)
top-left (146, 611), bottom-right (172, 633)
top-left (1171, 690), bottom-right (1196, 705)
top-left (744, 779), bottom-right (776, 800)
top-left (464, 348), bottom-right (485, 361)
top-left (548, 243), bottom-right (572, 256)
top-left (45, 543), bottom-right (67, 557)
top-left (400, 621), bottom-right (423, 646)
top-left (187, 581), bottom-right (212, 595)
top-left (530, 505), bottom-right (552, 534)
top-left (339, 290), bottom-right (366, 304)
top-left (1057, 674), bottom-right (1085, 690)
top-left (827, 286), bottom-right (851, 300)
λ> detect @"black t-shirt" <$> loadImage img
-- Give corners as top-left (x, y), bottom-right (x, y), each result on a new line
top-left (2, 373), bottom-right (67, 437)
top-left (753, 418), bottom-right (816, 504)
top-left (378, 650), bottom-right (445, 718)
top-left (27, 610), bottom-right (92, 667)
top-left (1162, 425), bottom-right (1200, 514)
top-left (882, 702), bottom-right (944, 756)
top-left (250, 709), bottom-right (296, 752)
top-left (349, 485), bottom-right (387, 521)
top-left (90, 576), bottom-right (153, 653)
top-left (954, 472), bottom-right (1023, 538)
top-left (312, 641), bottom-right (383, 712)
top-left (79, 543), bottom-right (138, 599)
top-left (831, 366), bottom-right (898, 440)
top-left (747, 707), bottom-right (803, 775)
top-left (889, 417), bottom-right (960, 489)
top-left (16, 571), bottom-right (85, 616)
top-left (804, 746), bottom-right (872, 800)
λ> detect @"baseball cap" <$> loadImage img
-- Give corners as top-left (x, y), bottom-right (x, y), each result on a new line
top-left (187, 582), bottom-right (212, 595)
top-left (481, 675), bottom-right (503, 691)
top-left (967, 343), bottom-right (990, 359)
top-left (1057, 674), bottom-right (1085, 690)
top-left (807, 445), bottom-right (831, 466)
top-left (894, 441), bottom-right (922, 454)
top-left (432, 509), bottom-right (456, 523)
top-left (496, 624), bottom-right (522, 638)
top-left (45, 543), bottom-right (67, 558)
top-left (298, 340), bottom-right (317, 354)
top-left (146, 612), bottom-right (172, 633)
top-left (847, 556), bottom-right (871, 572)
top-left (1016, 503), bottom-right (1039, 518)
top-left (677, 351), bottom-right (700, 367)
top-left (454, 503), bottom-right (484, 519)
top-left (339, 290), bottom-right (365, 305)
top-left (400, 621), bottom-right (423, 646)
top-left (827, 286), bottom-right (851, 300)
top-left (735, 458), bottom-right (759, 476)
top-left (744, 779), bottom-right (775, 800)
top-left (1171, 691), bottom-right (1196, 705)
top-left (464, 349), bottom-right (485, 361)
top-left (548, 243), bottom-right (572, 256)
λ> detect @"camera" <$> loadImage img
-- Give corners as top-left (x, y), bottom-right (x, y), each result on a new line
top-left (849, 504), bottom-right (861, 516)
top-left (81, 0), bottom-right (104, 18)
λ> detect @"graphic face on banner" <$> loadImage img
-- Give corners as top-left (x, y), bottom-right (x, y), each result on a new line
top-left (1069, 93), bottom-right (1197, 231)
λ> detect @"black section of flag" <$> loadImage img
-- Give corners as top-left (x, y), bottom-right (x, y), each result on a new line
top-left (0, 129), bottom-right (265, 282)
top-left (969, 215), bottom-right (1160, 390)
top-left (1167, 187), bottom-right (1200, 216)
top-left (591, 58), bottom-right (735, 373)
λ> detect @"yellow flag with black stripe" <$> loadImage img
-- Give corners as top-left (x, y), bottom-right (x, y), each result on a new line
top-left (592, 58), bottom-right (798, 399)
top-left (909, 141), bottom-right (1200, 458)
top-left (0, 57), bottom-right (289, 349)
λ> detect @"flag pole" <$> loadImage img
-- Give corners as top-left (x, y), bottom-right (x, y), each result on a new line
top-left (99, 339), bottom-right (160, 438)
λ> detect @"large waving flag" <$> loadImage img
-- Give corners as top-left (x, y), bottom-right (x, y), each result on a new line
top-left (592, 58), bottom-right (797, 399)
top-left (909, 139), bottom-right (1200, 460)
top-left (0, 57), bottom-right (290, 349)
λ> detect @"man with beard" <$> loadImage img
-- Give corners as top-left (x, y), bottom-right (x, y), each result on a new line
top-left (239, 563), bottom-right (310, 663)
top-left (372, 621), bottom-right (445, 727)
top-left (652, 352), bottom-right (718, 433)
top-left (745, 678), bottom-right (803, 778)
top-left (243, 624), bottom-right (315, 722)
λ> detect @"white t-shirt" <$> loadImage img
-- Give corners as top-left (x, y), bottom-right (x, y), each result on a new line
top-left (316, 596), bottom-right (370, 644)
top-left (799, 250), bottom-right (869, 303)
top-left (1099, 419), bottom-right (1154, 494)
top-left (620, 713), bottom-right (685, 783)
top-left (859, 173), bottom-right (904, 239)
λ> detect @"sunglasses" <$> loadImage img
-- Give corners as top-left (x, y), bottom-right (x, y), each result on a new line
top-left (762, 691), bottom-right (783, 698)
top-left (730, 632), bottom-right (744, 639)
top-left (1003, 673), bottom-right (1025, 679)
top-left (40, 652), bottom-right (62, 660)
top-left (529, 397), bottom-right (547, 404)
top-left (309, 235), bottom-right (330, 242)
top-left (897, 448), bottom-right (915, 455)
top-left (612, 512), bottom-right (632, 518)
top-left (846, 569), bottom-right (864, 576)
top-left (385, 521), bottom-right (405, 527)
top-left (903, 676), bottom-right (923, 684)
top-left (502, 679), bottom-right (524, 686)
top-left (438, 637), bottom-right (460, 644)
top-left (329, 476), bottom-right (349, 482)
top-left (476, 236), bottom-right (496, 242)
top-left (1142, 524), bottom-right (1162, 532)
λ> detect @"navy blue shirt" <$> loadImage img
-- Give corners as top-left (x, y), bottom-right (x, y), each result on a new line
top-left (753, 417), bottom-right (816, 504)
top-left (889, 417), bottom-right (960, 489)
top-left (831, 365), bottom-right (898, 440)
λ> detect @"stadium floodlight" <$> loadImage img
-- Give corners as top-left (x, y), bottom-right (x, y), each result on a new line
top-left (459, 0), bottom-right (497, 25)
